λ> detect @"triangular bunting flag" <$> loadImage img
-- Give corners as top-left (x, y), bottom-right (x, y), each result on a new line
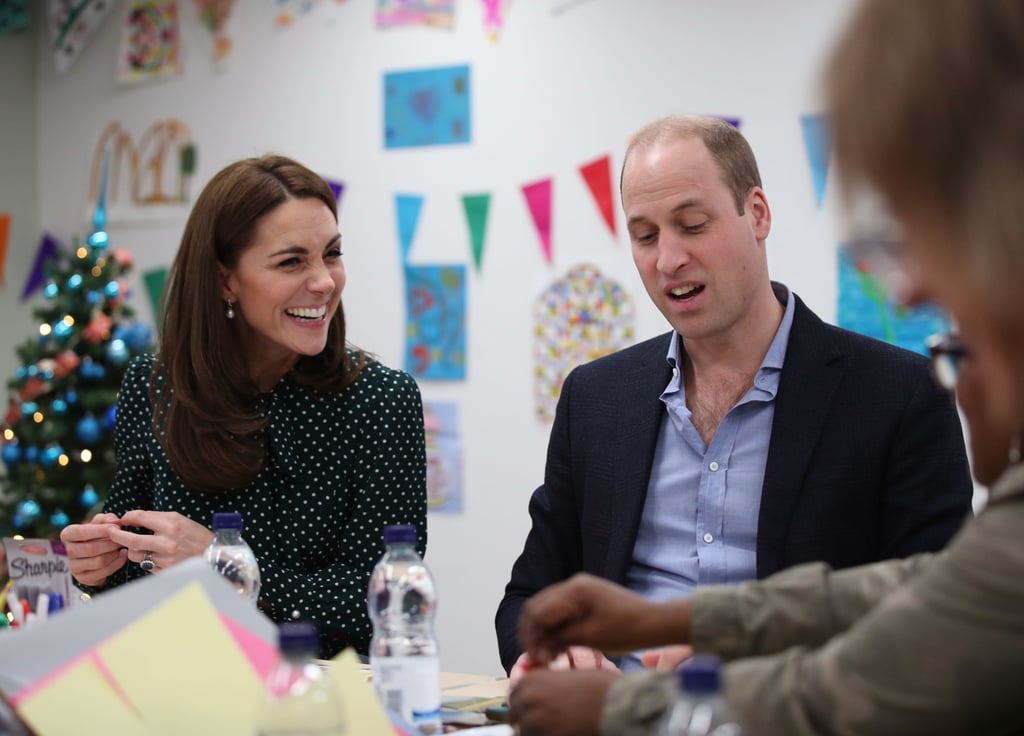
top-left (800, 113), bottom-right (831, 206)
top-left (578, 155), bottom-right (617, 237)
top-left (717, 116), bottom-right (741, 129)
top-left (522, 179), bottom-right (553, 263)
top-left (20, 233), bottom-right (60, 301)
top-left (324, 177), bottom-right (345, 208)
top-left (461, 193), bottom-right (491, 272)
top-left (0, 213), bottom-right (10, 288)
top-left (143, 266), bottom-right (168, 327)
top-left (395, 194), bottom-right (424, 265)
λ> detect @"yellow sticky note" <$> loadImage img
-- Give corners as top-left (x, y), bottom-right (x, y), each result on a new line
top-left (328, 649), bottom-right (395, 736)
top-left (18, 654), bottom-right (146, 736)
top-left (98, 582), bottom-right (263, 736)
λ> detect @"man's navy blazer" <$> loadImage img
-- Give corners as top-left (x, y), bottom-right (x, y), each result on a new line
top-left (496, 290), bottom-right (974, 673)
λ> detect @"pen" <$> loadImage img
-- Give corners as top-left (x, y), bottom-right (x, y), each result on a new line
top-left (6, 591), bottom-right (23, 627)
top-left (36, 593), bottom-right (50, 621)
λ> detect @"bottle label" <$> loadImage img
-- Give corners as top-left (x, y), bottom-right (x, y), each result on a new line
top-left (371, 655), bottom-right (441, 728)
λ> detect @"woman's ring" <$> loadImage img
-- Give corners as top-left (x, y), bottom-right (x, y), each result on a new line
top-left (141, 550), bottom-right (156, 572)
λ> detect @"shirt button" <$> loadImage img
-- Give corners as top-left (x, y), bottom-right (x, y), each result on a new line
top-left (703, 533), bottom-right (714, 544)
top-left (709, 461), bottom-right (720, 471)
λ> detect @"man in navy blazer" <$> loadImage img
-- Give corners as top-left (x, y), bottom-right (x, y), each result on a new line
top-left (496, 115), bottom-right (973, 678)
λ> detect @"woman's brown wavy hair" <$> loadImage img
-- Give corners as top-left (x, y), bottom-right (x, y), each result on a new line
top-left (153, 154), bottom-right (364, 490)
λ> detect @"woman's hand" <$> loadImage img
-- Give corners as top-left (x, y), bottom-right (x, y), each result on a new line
top-left (59, 512), bottom-right (127, 587)
top-left (108, 510), bottom-right (214, 573)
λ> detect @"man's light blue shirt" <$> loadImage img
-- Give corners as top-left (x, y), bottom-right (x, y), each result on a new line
top-left (620, 286), bottom-right (796, 670)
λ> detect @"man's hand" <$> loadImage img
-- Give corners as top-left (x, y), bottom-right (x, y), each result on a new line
top-left (518, 573), bottom-right (692, 666)
top-left (640, 645), bottom-right (694, 671)
top-left (510, 668), bottom-right (618, 736)
top-left (509, 647), bottom-right (621, 691)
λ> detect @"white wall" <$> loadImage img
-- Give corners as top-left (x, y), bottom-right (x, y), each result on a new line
top-left (23, 0), bottom-right (862, 676)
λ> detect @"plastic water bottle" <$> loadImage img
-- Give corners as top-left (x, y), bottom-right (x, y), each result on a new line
top-left (203, 511), bottom-right (261, 603)
top-left (255, 622), bottom-right (346, 736)
top-left (659, 655), bottom-right (743, 736)
top-left (367, 524), bottom-right (442, 734)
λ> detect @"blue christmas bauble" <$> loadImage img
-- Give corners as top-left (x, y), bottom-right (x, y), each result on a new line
top-left (106, 338), bottom-right (129, 365)
top-left (113, 325), bottom-right (129, 342)
top-left (88, 230), bottom-right (109, 249)
top-left (51, 510), bottom-right (70, 528)
top-left (1, 443), bottom-right (20, 465)
top-left (17, 498), bottom-right (41, 522)
top-left (51, 397), bottom-right (68, 414)
top-left (20, 401), bottom-right (39, 417)
top-left (76, 415), bottom-right (102, 444)
top-left (44, 281), bottom-right (59, 299)
top-left (26, 364), bottom-right (38, 377)
top-left (52, 320), bottom-right (73, 340)
top-left (65, 389), bottom-right (79, 404)
top-left (104, 281), bottom-right (121, 299)
top-left (80, 484), bottom-right (100, 508)
top-left (102, 404), bottom-right (117, 430)
top-left (67, 274), bottom-right (84, 291)
top-left (41, 369), bottom-right (54, 381)
top-left (15, 365), bottom-right (27, 380)
top-left (40, 444), bottom-right (63, 467)
top-left (12, 514), bottom-right (24, 529)
top-left (126, 322), bottom-right (153, 351)
top-left (80, 359), bottom-right (106, 381)
top-left (87, 290), bottom-right (101, 305)
top-left (23, 445), bottom-right (38, 462)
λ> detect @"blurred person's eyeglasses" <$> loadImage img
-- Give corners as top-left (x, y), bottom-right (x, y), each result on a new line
top-left (840, 188), bottom-right (911, 304)
top-left (926, 332), bottom-right (970, 392)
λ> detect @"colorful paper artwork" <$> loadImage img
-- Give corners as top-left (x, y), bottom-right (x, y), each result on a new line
top-left (384, 65), bottom-right (471, 149)
top-left (405, 265), bottom-right (466, 380)
top-left (837, 246), bottom-right (948, 355)
top-left (191, 0), bottom-right (235, 62)
top-left (481, 0), bottom-right (505, 41)
top-left (522, 178), bottom-right (553, 263)
top-left (0, 0), bottom-right (30, 35)
top-left (376, 0), bottom-right (454, 29)
top-left (117, 0), bottom-right (182, 84)
top-left (90, 120), bottom-right (196, 221)
top-left (801, 113), bottom-right (831, 206)
top-left (423, 401), bottom-right (461, 514)
top-left (47, 0), bottom-right (116, 74)
top-left (533, 264), bottom-right (634, 422)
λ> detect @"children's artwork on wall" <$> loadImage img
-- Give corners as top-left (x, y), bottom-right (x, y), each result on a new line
top-left (533, 264), bottom-right (634, 422)
top-left (117, 0), bottom-right (183, 84)
top-left (0, 0), bottom-right (30, 35)
top-left (837, 246), bottom-right (948, 355)
top-left (522, 178), bottom-right (553, 263)
top-left (376, 0), bottom-right (454, 29)
top-left (384, 65), bottom-right (471, 149)
top-left (480, 0), bottom-right (506, 41)
top-left (90, 120), bottom-right (196, 222)
top-left (423, 401), bottom-right (461, 514)
top-left (800, 113), bottom-right (831, 207)
top-left (405, 265), bottom-right (466, 380)
top-left (47, 0), bottom-right (116, 74)
top-left (190, 0), bottom-right (235, 63)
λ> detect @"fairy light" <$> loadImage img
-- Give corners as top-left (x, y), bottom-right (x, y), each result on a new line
top-left (91, 266), bottom-right (103, 277)
top-left (33, 411), bottom-right (44, 423)
top-left (58, 454), bottom-right (69, 466)
top-left (80, 449), bottom-right (93, 462)
top-left (2, 428), bottom-right (13, 441)
top-left (39, 323), bottom-right (52, 336)
top-left (63, 315), bottom-right (75, 327)
top-left (76, 247), bottom-right (89, 259)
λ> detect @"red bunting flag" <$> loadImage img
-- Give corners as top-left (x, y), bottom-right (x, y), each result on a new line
top-left (578, 155), bottom-right (617, 237)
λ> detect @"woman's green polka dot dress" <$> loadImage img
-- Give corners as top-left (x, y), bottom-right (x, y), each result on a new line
top-left (91, 353), bottom-right (427, 658)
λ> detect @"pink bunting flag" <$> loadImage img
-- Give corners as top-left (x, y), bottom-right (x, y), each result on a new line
top-left (578, 155), bottom-right (616, 237)
top-left (522, 179), bottom-right (553, 263)
top-left (0, 213), bottom-right (9, 288)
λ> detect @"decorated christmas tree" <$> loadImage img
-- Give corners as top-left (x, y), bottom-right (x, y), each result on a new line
top-left (0, 167), bottom-right (154, 538)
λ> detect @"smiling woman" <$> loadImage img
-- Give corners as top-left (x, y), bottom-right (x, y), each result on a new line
top-left (58, 155), bottom-right (428, 658)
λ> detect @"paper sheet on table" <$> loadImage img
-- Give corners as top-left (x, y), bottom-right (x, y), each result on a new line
top-left (98, 582), bottom-right (263, 736)
top-left (327, 648), bottom-right (395, 736)
top-left (18, 654), bottom-right (144, 735)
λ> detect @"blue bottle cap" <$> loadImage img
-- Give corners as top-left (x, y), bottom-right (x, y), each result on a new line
top-left (278, 622), bottom-right (320, 655)
top-left (677, 654), bottom-right (723, 694)
top-left (212, 511), bottom-right (243, 531)
top-left (383, 524), bottom-right (417, 545)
